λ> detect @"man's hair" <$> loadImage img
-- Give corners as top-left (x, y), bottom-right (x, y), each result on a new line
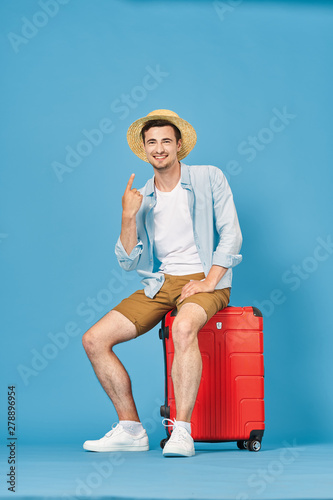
top-left (141, 119), bottom-right (181, 143)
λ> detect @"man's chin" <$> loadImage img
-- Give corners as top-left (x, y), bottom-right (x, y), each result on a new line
top-left (149, 158), bottom-right (179, 170)
top-left (152, 163), bottom-right (169, 171)
top-left (150, 159), bottom-right (170, 169)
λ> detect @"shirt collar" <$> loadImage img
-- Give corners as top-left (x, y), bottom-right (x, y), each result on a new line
top-left (145, 162), bottom-right (191, 196)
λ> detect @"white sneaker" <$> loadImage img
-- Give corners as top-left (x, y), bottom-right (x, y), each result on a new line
top-left (162, 420), bottom-right (195, 457)
top-left (83, 423), bottom-right (149, 452)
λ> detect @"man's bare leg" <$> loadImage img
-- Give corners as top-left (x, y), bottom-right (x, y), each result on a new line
top-left (82, 310), bottom-right (139, 421)
top-left (171, 302), bottom-right (208, 423)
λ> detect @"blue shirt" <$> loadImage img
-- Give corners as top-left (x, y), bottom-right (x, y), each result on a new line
top-left (115, 163), bottom-right (243, 298)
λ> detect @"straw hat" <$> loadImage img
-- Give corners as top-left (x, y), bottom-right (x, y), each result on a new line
top-left (126, 109), bottom-right (197, 162)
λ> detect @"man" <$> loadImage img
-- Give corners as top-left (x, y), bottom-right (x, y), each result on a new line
top-left (82, 110), bottom-right (242, 457)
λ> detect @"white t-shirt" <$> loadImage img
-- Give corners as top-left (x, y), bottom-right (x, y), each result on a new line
top-left (153, 179), bottom-right (204, 275)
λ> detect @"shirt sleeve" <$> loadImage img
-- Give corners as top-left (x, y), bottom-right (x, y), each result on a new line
top-left (114, 236), bottom-right (144, 271)
top-left (211, 168), bottom-right (243, 268)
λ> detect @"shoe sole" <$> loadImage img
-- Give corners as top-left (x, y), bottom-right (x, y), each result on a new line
top-left (83, 444), bottom-right (149, 452)
top-left (163, 448), bottom-right (195, 457)
top-left (163, 451), bottom-right (195, 457)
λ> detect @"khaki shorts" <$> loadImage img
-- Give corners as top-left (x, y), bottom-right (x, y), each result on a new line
top-left (112, 272), bottom-right (230, 337)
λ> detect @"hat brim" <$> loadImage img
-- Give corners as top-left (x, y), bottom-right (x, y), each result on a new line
top-left (127, 113), bottom-right (197, 162)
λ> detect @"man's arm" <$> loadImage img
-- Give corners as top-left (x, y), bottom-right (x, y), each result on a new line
top-left (210, 167), bottom-right (243, 269)
top-left (120, 214), bottom-right (139, 257)
top-left (120, 173), bottom-right (143, 254)
top-left (115, 174), bottom-right (144, 271)
top-left (204, 264), bottom-right (228, 288)
top-left (179, 167), bottom-right (242, 303)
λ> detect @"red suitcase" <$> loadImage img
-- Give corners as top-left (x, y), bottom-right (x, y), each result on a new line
top-left (159, 306), bottom-right (265, 451)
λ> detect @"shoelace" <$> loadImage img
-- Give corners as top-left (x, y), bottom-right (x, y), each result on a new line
top-left (162, 418), bottom-right (177, 430)
top-left (162, 418), bottom-right (189, 442)
top-left (105, 422), bottom-right (120, 437)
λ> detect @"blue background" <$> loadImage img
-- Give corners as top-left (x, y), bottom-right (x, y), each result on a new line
top-left (1, 0), bottom-right (333, 449)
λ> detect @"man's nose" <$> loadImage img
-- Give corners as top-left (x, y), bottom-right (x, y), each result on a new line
top-left (154, 143), bottom-right (165, 153)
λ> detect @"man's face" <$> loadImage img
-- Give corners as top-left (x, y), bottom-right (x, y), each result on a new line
top-left (143, 126), bottom-right (182, 171)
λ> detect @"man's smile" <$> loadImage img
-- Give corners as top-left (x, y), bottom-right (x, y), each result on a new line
top-left (153, 155), bottom-right (168, 160)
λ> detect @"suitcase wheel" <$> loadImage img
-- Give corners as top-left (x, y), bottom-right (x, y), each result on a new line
top-left (237, 440), bottom-right (248, 450)
top-left (160, 438), bottom-right (169, 449)
top-left (248, 439), bottom-right (261, 452)
top-left (237, 439), bottom-right (261, 452)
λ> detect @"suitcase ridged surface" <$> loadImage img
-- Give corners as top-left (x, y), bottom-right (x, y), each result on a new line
top-left (162, 306), bottom-right (265, 442)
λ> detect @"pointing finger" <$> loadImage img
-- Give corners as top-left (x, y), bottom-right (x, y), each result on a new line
top-left (125, 173), bottom-right (135, 193)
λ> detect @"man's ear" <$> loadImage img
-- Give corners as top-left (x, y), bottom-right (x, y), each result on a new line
top-left (177, 139), bottom-right (182, 151)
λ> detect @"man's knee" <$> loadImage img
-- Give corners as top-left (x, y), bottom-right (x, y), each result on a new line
top-left (172, 317), bottom-right (198, 351)
top-left (172, 303), bottom-right (208, 350)
top-left (82, 310), bottom-right (137, 357)
top-left (82, 312), bottom-right (113, 356)
top-left (82, 328), bottom-right (100, 357)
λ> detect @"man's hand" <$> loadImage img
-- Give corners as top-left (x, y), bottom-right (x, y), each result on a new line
top-left (122, 173), bottom-right (143, 218)
top-left (178, 279), bottom-right (215, 303)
